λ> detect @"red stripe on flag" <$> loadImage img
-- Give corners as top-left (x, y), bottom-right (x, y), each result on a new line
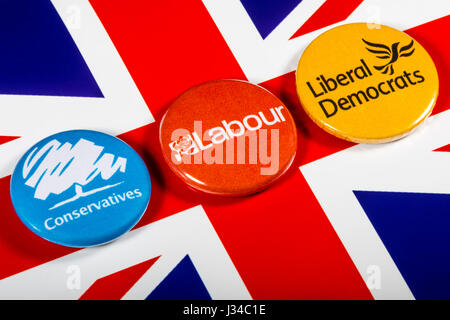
top-left (433, 144), bottom-right (450, 152)
top-left (0, 136), bottom-right (19, 145)
top-left (0, 176), bottom-right (76, 280)
top-left (290, 0), bottom-right (363, 39)
top-left (405, 15), bottom-right (450, 116)
top-left (90, 0), bottom-right (371, 299)
top-left (89, 0), bottom-right (247, 116)
top-left (79, 256), bottom-right (159, 300)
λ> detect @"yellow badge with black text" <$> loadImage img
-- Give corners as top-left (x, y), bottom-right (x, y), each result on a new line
top-left (296, 23), bottom-right (439, 143)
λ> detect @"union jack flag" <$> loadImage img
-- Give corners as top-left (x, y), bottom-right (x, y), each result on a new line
top-left (0, 0), bottom-right (448, 300)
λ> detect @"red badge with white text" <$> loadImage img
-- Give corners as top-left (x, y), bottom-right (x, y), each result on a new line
top-left (159, 80), bottom-right (297, 196)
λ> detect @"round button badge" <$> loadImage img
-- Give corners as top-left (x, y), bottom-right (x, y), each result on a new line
top-left (160, 80), bottom-right (298, 196)
top-left (10, 130), bottom-right (151, 247)
top-left (296, 23), bottom-right (439, 143)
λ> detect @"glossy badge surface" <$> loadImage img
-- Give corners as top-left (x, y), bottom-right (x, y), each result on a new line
top-left (160, 80), bottom-right (297, 196)
top-left (296, 23), bottom-right (439, 143)
top-left (10, 130), bottom-right (151, 247)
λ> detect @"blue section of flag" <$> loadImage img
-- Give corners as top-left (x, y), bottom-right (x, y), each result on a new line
top-left (240, 0), bottom-right (302, 39)
top-left (354, 190), bottom-right (450, 300)
top-left (146, 255), bottom-right (212, 300)
top-left (0, 0), bottom-right (102, 97)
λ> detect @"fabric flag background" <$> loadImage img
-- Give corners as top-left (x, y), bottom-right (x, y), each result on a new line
top-left (0, 0), bottom-right (448, 300)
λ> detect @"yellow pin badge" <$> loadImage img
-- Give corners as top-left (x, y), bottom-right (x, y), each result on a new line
top-left (296, 23), bottom-right (439, 143)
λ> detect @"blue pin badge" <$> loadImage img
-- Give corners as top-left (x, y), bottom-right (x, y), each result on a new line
top-left (10, 130), bottom-right (151, 247)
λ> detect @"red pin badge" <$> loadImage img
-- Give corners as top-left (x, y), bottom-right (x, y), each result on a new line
top-left (159, 80), bottom-right (297, 196)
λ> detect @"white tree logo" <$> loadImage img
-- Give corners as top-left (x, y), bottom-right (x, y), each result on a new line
top-left (22, 138), bottom-right (127, 210)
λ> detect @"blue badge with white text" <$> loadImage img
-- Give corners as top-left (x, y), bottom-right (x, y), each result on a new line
top-left (10, 130), bottom-right (151, 247)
